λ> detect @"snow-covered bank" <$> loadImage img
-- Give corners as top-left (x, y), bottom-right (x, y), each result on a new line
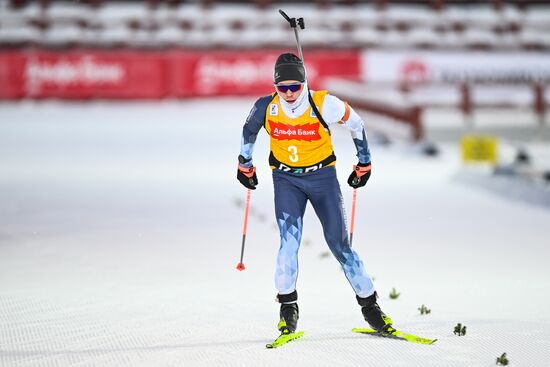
top-left (1, 99), bottom-right (549, 366)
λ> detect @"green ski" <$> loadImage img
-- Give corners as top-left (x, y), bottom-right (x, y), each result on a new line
top-left (352, 327), bottom-right (437, 345)
top-left (266, 331), bottom-right (304, 348)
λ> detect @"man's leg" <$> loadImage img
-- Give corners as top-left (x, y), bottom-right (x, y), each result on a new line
top-left (307, 167), bottom-right (375, 298)
top-left (273, 171), bottom-right (308, 298)
top-left (308, 167), bottom-right (392, 331)
top-left (273, 171), bottom-right (308, 333)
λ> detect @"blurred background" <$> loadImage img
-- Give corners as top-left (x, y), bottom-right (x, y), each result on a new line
top-left (1, 1), bottom-right (550, 366)
top-left (1, 0), bottom-right (549, 162)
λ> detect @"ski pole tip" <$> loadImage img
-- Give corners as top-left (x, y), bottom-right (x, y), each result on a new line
top-left (236, 263), bottom-right (246, 271)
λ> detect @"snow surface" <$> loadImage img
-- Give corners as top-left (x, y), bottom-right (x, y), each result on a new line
top-left (1, 99), bottom-right (550, 366)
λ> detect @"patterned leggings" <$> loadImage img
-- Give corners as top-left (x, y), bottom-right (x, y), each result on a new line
top-left (272, 166), bottom-right (375, 299)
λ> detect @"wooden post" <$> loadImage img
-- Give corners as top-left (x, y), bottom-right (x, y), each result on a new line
top-left (534, 83), bottom-right (546, 127)
top-left (412, 106), bottom-right (423, 141)
top-left (461, 83), bottom-right (473, 129)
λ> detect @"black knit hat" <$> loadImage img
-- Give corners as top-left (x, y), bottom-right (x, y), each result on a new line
top-left (274, 53), bottom-right (306, 84)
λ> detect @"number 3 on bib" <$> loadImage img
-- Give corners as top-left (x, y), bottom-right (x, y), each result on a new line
top-left (288, 145), bottom-right (299, 163)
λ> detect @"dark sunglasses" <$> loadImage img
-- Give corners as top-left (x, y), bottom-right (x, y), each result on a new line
top-left (274, 83), bottom-right (303, 93)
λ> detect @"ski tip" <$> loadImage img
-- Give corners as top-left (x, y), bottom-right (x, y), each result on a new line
top-left (353, 327), bottom-right (437, 345)
top-left (265, 331), bottom-right (304, 349)
top-left (236, 263), bottom-right (246, 271)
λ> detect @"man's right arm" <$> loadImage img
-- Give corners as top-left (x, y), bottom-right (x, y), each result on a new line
top-left (239, 95), bottom-right (272, 167)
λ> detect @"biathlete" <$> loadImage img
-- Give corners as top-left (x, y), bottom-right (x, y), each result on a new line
top-left (236, 53), bottom-right (392, 337)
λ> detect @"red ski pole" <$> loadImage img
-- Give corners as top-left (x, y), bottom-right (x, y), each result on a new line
top-left (236, 189), bottom-right (251, 271)
top-left (349, 187), bottom-right (358, 247)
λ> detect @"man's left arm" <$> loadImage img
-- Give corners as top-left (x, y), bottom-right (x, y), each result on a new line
top-left (323, 94), bottom-right (372, 188)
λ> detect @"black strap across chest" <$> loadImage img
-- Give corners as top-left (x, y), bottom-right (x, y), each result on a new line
top-left (263, 91), bottom-right (331, 135)
top-left (307, 89), bottom-right (331, 135)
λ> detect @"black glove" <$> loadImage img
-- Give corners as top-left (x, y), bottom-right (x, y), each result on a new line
top-left (237, 164), bottom-right (258, 190)
top-left (347, 162), bottom-right (372, 188)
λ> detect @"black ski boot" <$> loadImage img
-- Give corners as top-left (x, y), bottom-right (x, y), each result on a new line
top-left (278, 303), bottom-right (299, 334)
top-left (276, 290), bottom-right (299, 334)
top-left (357, 292), bottom-right (393, 332)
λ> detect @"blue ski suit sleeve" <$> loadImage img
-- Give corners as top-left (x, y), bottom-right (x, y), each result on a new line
top-left (353, 129), bottom-right (371, 165)
top-left (239, 95), bottom-right (273, 167)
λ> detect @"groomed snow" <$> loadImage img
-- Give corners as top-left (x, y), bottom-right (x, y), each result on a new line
top-left (1, 99), bottom-right (549, 366)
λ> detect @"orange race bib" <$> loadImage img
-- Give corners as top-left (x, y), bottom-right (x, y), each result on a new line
top-left (265, 90), bottom-right (335, 169)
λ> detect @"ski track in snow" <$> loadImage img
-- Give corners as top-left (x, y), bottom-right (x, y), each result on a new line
top-left (1, 99), bottom-right (550, 366)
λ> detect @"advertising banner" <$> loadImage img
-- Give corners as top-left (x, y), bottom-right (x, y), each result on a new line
top-left (361, 50), bottom-right (550, 86)
top-left (0, 52), bottom-right (26, 99)
top-left (170, 50), bottom-right (360, 97)
top-left (22, 51), bottom-right (167, 99)
top-left (0, 49), bottom-right (360, 99)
